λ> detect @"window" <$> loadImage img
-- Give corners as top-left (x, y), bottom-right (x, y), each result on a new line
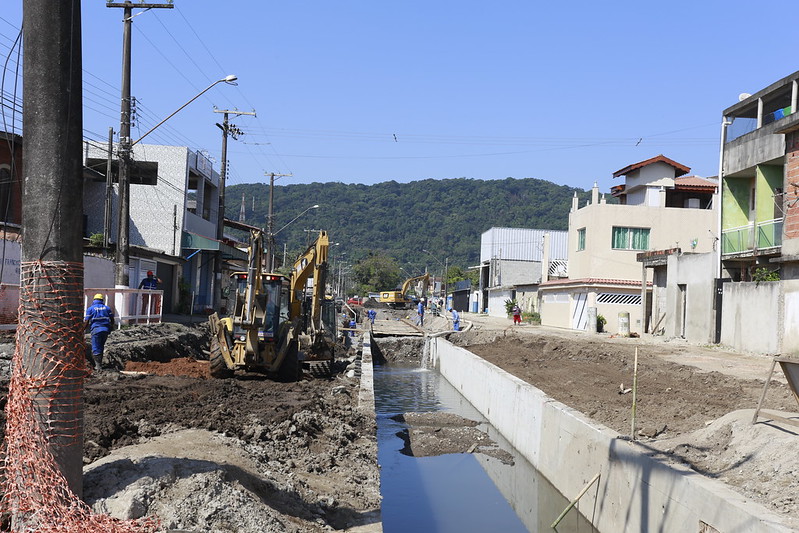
top-left (577, 228), bottom-right (586, 251)
top-left (612, 226), bottom-right (649, 250)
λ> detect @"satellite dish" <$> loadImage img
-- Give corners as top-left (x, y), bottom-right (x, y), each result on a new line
top-left (738, 93), bottom-right (752, 102)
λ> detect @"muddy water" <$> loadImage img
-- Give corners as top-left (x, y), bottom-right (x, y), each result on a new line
top-left (374, 362), bottom-right (598, 533)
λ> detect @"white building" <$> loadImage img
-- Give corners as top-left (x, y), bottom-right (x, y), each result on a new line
top-left (83, 142), bottom-right (244, 313)
top-left (478, 227), bottom-right (568, 317)
top-left (539, 155), bottom-right (718, 335)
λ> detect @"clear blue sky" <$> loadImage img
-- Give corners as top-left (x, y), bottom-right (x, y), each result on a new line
top-left (1, 1), bottom-right (797, 193)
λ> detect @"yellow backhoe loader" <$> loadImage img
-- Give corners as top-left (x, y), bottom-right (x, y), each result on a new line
top-left (207, 229), bottom-right (333, 380)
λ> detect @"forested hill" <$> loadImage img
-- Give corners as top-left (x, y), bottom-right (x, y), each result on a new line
top-left (226, 177), bottom-right (592, 270)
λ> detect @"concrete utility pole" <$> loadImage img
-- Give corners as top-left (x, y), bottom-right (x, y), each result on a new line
top-left (107, 1), bottom-right (173, 288)
top-left (103, 127), bottom-right (114, 249)
top-left (213, 108), bottom-right (255, 312)
top-left (21, 0), bottom-right (84, 496)
top-left (265, 172), bottom-right (292, 271)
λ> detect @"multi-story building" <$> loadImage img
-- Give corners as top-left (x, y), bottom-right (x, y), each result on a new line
top-left (539, 155), bottom-right (717, 334)
top-left (719, 69), bottom-right (799, 353)
top-left (83, 142), bottom-right (244, 313)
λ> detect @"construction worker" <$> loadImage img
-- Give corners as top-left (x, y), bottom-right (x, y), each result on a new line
top-left (416, 299), bottom-right (425, 327)
top-left (84, 293), bottom-right (115, 371)
top-left (448, 307), bottom-right (460, 331)
top-left (138, 270), bottom-right (162, 317)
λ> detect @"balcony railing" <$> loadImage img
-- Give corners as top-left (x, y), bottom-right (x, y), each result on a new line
top-left (721, 218), bottom-right (783, 255)
top-left (756, 218), bottom-right (783, 249)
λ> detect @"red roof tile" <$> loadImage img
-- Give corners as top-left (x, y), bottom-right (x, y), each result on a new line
top-left (612, 155), bottom-right (690, 179)
top-left (674, 175), bottom-right (717, 191)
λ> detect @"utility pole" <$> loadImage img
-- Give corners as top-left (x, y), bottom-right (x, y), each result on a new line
top-left (265, 171), bottom-right (292, 271)
top-left (103, 127), bottom-right (114, 249)
top-left (107, 1), bottom-right (173, 288)
top-left (19, 0), bottom-right (84, 504)
top-left (212, 108), bottom-right (255, 312)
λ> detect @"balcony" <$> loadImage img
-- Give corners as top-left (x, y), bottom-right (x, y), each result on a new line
top-left (722, 218), bottom-right (783, 255)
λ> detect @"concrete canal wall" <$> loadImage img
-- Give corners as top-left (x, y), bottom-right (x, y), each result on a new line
top-left (428, 337), bottom-right (793, 533)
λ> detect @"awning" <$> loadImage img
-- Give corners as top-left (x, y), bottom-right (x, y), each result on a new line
top-left (181, 231), bottom-right (247, 261)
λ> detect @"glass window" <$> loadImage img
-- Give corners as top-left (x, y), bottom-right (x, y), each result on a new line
top-left (577, 228), bottom-right (586, 251)
top-left (612, 227), bottom-right (649, 250)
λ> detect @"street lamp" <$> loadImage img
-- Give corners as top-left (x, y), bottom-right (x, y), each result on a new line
top-left (422, 249), bottom-right (448, 300)
top-left (267, 204), bottom-right (320, 271)
top-left (115, 74), bottom-right (237, 287)
top-left (131, 75), bottom-right (238, 147)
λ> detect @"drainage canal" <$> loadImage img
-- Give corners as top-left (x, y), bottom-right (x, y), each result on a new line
top-left (372, 338), bottom-right (598, 533)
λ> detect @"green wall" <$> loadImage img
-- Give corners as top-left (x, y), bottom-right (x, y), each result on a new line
top-left (722, 177), bottom-right (751, 230)
top-left (755, 164), bottom-right (783, 223)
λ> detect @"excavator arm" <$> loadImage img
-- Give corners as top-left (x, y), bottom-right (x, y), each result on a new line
top-left (289, 230), bottom-right (329, 333)
top-left (400, 272), bottom-right (430, 298)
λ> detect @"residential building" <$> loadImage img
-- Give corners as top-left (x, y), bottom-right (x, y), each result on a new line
top-left (478, 227), bottom-right (568, 317)
top-left (539, 155), bottom-right (717, 335)
top-left (83, 141), bottom-right (245, 313)
top-left (719, 69), bottom-right (799, 353)
top-left (0, 131), bottom-right (23, 240)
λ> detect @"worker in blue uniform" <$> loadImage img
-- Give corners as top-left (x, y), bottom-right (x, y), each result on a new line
top-left (84, 293), bottom-right (115, 371)
top-left (448, 307), bottom-right (460, 331)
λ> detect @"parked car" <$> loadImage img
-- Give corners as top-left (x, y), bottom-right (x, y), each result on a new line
top-left (346, 296), bottom-right (361, 306)
top-left (335, 297), bottom-right (344, 311)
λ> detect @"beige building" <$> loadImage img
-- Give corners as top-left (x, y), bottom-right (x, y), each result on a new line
top-left (539, 155), bottom-right (718, 334)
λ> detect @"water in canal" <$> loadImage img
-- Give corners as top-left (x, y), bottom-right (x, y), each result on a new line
top-left (374, 362), bottom-right (599, 533)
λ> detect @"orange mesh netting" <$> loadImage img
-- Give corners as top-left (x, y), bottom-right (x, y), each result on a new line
top-left (1, 261), bottom-right (158, 532)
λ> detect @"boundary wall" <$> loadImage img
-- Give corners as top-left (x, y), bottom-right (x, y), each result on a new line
top-left (428, 337), bottom-right (793, 533)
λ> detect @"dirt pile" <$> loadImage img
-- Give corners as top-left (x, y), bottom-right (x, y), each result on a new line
top-left (0, 322), bottom-right (379, 532)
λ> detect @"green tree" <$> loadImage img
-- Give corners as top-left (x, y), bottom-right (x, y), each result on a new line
top-left (352, 253), bottom-right (402, 294)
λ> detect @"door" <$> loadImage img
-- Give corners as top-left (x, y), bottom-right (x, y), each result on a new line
top-left (572, 292), bottom-right (587, 330)
top-left (676, 284), bottom-right (687, 338)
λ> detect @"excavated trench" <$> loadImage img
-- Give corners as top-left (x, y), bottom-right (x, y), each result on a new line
top-left (370, 337), bottom-right (598, 533)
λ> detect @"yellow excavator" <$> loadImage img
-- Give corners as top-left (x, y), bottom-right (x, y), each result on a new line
top-left (207, 229), bottom-right (333, 380)
top-left (287, 230), bottom-right (336, 362)
top-left (378, 272), bottom-right (430, 309)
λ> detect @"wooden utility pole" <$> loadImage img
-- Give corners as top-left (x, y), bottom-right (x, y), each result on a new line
top-left (107, 2), bottom-right (174, 287)
top-left (21, 0), bottom-right (84, 496)
top-left (212, 108), bottom-right (255, 311)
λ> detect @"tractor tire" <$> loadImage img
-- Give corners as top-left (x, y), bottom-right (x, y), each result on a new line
top-left (277, 341), bottom-right (301, 382)
top-left (209, 335), bottom-right (234, 379)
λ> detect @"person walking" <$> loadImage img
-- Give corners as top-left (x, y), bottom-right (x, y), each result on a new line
top-left (84, 293), bottom-right (115, 371)
top-left (416, 299), bottom-right (425, 327)
top-left (448, 307), bottom-right (460, 331)
top-left (512, 303), bottom-right (522, 325)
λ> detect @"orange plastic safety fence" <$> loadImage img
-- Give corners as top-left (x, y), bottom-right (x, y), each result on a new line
top-left (1, 261), bottom-right (158, 532)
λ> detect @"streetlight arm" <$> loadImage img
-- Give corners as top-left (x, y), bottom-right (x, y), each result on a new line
top-left (273, 204), bottom-right (319, 236)
top-left (131, 75), bottom-right (237, 146)
top-left (422, 249), bottom-right (445, 268)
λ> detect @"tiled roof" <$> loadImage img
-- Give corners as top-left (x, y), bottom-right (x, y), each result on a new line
top-left (612, 154), bottom-right (690, 178)
top-left (674, 175), bottom-right (717, 191)
top-left (539, 277), bottom-right (652, 288)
